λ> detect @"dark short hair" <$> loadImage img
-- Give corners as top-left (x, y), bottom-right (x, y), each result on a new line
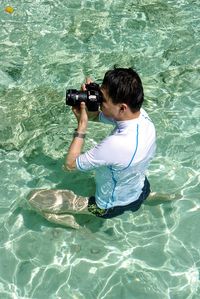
top-left (102, 66), bottom-right (144, 112)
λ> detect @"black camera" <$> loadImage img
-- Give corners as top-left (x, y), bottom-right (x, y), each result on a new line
top-left (66, 82), bottom-right (103, 112)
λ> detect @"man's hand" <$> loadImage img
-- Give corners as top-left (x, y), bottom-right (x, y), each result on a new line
top-left (81, 77), bottom-right (100, 122)
top-left (81, 77), bottom-right (92, 91)
top-left (72, 102), bottom-right (88, 132)
top-left (72, 77), bottom-right (95, 124)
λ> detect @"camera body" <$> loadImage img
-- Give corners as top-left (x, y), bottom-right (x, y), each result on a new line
top-left (66, 82), bottom-right (103, 112)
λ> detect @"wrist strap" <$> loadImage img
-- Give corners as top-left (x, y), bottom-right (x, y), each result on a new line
top-left (73, 129), bottom-right (86, 139)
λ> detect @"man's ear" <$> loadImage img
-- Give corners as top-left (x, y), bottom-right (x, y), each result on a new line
top-left (119, 103), bottom-right (128, 113)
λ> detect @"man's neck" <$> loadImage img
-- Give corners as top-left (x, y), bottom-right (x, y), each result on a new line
top-left (116, 110), bottom-right (141, 121)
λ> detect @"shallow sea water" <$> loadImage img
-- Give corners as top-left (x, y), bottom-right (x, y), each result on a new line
top-left (0, 0), bottom-right (200, 298)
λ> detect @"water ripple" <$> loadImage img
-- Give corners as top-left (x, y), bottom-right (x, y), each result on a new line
top-left (0, 0), bottom-right (200, 298)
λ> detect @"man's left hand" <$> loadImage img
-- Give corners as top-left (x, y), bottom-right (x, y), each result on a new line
top-left (72, 102), bottom-right (88, 132)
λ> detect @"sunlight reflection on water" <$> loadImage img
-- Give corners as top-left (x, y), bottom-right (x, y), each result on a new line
top-left (0, 0), bottom-right (200, 298)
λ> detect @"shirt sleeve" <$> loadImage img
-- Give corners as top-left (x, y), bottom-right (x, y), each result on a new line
top-left (76, 136), bottom-right (117, 171)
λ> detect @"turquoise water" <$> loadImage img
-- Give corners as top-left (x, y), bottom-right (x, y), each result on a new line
top-left (0, 0), bottom-right (200, 298)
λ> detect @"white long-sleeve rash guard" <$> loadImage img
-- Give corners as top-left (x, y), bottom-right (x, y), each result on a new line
top-left (76, 108), bottom-right (156, 209)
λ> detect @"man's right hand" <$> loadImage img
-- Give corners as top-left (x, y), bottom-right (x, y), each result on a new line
top-left (81, 77), bottom-right (92, 91)
top-left (80, 77), bottom-right (100, 122)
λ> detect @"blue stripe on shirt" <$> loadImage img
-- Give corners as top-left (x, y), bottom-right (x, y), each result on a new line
top-left (122, 124), bottom-right (139, 171)
top-left (76, 157), bottom-right (85, 171)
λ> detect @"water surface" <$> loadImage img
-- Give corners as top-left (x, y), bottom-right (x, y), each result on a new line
top-left (0, 0), bottom-right (200, 298)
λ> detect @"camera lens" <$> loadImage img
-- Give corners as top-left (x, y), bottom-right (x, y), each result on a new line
top-left (66, 82), bottom-right (102, 111)
top-left (66, 90), bottom-right (87, 106)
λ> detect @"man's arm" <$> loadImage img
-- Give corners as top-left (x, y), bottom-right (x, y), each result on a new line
top-left (64, 132), bottom-right (85, 170)
top-left (64, 78), bottom-right (100, 170)
top-left (64, 102), bottom-right (88, 170)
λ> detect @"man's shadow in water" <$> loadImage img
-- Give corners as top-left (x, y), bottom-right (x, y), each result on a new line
top-left (21, 152), bottom-right (104, 232)
top-left (18, 207), bottom-right (105, 233)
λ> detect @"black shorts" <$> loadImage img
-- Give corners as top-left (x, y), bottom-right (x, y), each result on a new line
top-left (88, 177), bottom-right (151, 219)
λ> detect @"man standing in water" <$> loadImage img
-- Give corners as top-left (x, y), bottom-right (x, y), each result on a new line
top-left (65, 67), bottom-right (156, 218)
top-left (28, 67), bottom-right (156, 227)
